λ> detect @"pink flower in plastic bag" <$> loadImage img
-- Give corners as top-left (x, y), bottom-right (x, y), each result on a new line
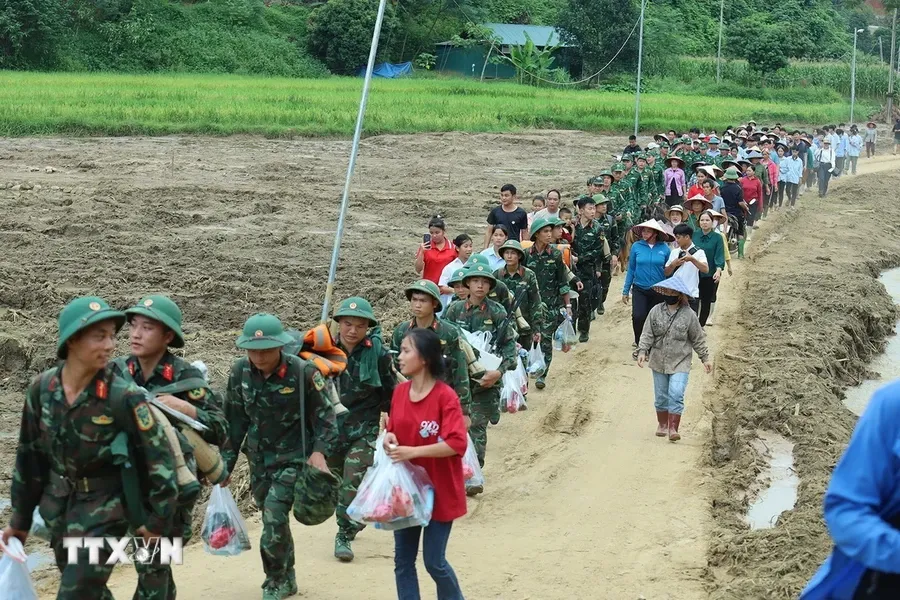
top-left (462, 464), bottom-right (474, 480)
top-left (209, 526), bottom-right (236, 549)
top-left (369, 503), bottom-right (393, 522)
top-left (391, 486), bottom-right (414, 518)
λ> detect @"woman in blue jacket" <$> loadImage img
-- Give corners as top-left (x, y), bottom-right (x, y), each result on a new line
top-left (801, 379), bottom-right (900, 599)
top-left (622, 219), bottom-right (674, 360)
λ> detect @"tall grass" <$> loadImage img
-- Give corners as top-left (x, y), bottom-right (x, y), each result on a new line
top-left (670, 57), bottom-right (892, 100)
top-left (0, 71), bottom-right (872, 137)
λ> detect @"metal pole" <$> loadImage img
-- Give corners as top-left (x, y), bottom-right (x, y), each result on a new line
top-left (880, 37), bottom-right (884, 64)
top-left (634, 0), bottom-right (647, 136)
top-left (851, 29), bottom-right (859, 124)
top-left (889, 9), bottom-right (897, 123)
top-left (320, 0), bottom-right (389, 323)
top-left (716, 0), bottom-right (725, 83)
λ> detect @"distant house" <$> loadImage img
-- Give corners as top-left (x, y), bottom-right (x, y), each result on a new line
top-left (435, 23), bottom-right (574, 80)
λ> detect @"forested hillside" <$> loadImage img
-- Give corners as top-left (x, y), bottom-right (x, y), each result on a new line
top-left (0, 0), bottom-right (895, 82)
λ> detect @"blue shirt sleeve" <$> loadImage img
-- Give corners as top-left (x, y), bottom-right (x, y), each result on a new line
top-left (824, 383), bottom-right (900, 573)
top-left (623, 242), bottom-right (639, 295)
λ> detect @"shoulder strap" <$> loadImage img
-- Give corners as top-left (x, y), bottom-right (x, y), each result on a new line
top-left (286, 357), bottom-right (308, 458)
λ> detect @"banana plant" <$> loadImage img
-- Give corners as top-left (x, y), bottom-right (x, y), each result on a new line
top-left (504, 32), bottom-right (560, 86)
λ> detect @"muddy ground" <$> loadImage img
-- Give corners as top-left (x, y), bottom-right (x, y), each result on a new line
top-left (0, 132), bottom-right (898, 598)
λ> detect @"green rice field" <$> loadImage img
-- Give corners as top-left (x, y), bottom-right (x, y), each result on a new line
top-left (0, 71), bottom-right (873, 137)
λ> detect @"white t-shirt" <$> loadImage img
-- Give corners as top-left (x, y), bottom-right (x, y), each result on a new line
top-left (438, 258), bottom-right (464, 310)
top-left (666, 246), bottom-right (708, 299)
top-left (533, 208), bottom-right (561, 222)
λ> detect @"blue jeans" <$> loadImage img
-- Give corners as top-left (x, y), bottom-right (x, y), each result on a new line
top-left (651, 370), bottom-right (690, 415)
top-left (394, 520), bottom-right (464, 600)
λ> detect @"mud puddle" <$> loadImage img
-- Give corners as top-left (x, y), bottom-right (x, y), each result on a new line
top-left (843, 267), bottom-right (900, 416)
top-left (744, 431), bottom-right (799, 530)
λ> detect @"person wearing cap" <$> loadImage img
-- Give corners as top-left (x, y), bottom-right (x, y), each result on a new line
top-left (111, 295), bottom-right (229, 599)
top-left (495, 240), bottom-right (543, 351)
top-left (633, 152), bottom-right (653, 213)
top-left (4, 297), bottom-right (179, 599)
top-left (664, 223), bottom-right (709, 315)
top-left (329, 297), bottom-right (398, 562)
top-left (610, 162), bottom-right (637, 229)
top-left (593, 195), bottom-right (620, 314)
top-left (466, 253), bottom-right (515, 314)
top-left (526, 217), bottom-right (576, 389)
top-left (665, 204), bottom-right (686, 230)
top-left (446, 267), bottom-right (470, 310)
top-left (706, 137), bottom-right (721, 164)
top-left (443, 265), bottom-right (517, 468)
top-left (622, 220), bottom-right (675, 359)
top-left (663, 156), bottom-right (686, 208)
top-left (636, 276), bottom-right (711, 441)
top-left (223, 313), bottom-right (339, 599)
top-left (814, 137), bottom-right (836, 197)
top-left (864, 121), bottom-right (877, 158)
top-left (572, 195), bottom-right (612, 342)
top-left (834, 127), bottom-right (848, 177)
top-left (646, 151), bottom-right (664, 200)
top-left (720, 166), bottom-right (748, 258)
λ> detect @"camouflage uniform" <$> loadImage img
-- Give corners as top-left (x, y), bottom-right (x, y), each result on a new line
top-left (224, 315), bottom-right (338, 599)
top-left (330, 298), bottom-right (397, 559)
top-left (594, 205), bottom-right (619, 312)
top-left (443, 268), bottom-right (517, 467)
top-left (525, 220), bottom-right (570, 387)
top-left (494, 242), bottom-right (543, 349)
top-left (111, 351), bottom-right (228, 600)
top-left (9, 297), bottom-right (178, 600)
top-left (571, 216), bottom-right (610, 337)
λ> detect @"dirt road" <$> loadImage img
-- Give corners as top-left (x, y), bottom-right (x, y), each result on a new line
top-left (0, 134), bottom-right (896, 599)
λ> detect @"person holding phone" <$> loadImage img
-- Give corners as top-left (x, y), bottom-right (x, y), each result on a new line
top-left (415, 216), bottom-right (457, 285)
top-left (385, 327), bottom-right (467, 600)
top-left (664, 223), bottom-right (708, 314)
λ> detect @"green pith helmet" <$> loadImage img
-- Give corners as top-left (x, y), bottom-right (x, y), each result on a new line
top-left (125, 295), bottom-right (185, 348)
top-left (612, 162), bottom-right (626, 172)
top-left (405, 279), bottom-right (441, 307)
top-left (236, 313), bottom-right (293, 350)
top-left (292, 465), bottom-right (339, 526)
top-left (57, 296), bottom-right (126, 359)
top-left (634, 152), bottom-right (647, 160)
top-left (622, 153), bottom-right (634, 162)
top-left (598, 169), bottom-right (613, 179)
top-left (448, 268), bottom-right (467, 285)
top-left (498, 239), bottom-right (526, 262)
top-left (529, 217), bottom-right (554, 240)
top-left (589, 176), bottom-right (604, 186)
top-left (461, 264), bottom-right (497, 289)
top-left (724, 166), bottom-right (740, 180)
top-left (592, 194), bottom-right (611, 206)
top-left (332, 296), bottom-right (378, 327)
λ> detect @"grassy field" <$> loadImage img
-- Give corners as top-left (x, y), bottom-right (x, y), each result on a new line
top-left (0, 71), bottom-right (873, 137)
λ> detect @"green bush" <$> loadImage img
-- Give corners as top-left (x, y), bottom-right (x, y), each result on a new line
top-left (307, 0), bottom-right (399, 75)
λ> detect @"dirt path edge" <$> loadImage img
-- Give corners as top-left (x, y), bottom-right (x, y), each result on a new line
top-left (704, 173), bottom-right (900, 599)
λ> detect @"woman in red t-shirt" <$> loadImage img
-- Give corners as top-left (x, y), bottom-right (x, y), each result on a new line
top-left (385, 327), bottom-right (467, 600)
top-left (415, 216), bottom-right (458, 284)
top-left (739, 163), bottom-right (763, 228)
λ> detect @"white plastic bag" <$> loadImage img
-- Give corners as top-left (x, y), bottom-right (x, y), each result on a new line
top-left (347, 433), bottom-right (434, 531)
top-left (461, 329), bottom-right (502, 372)
top-left (553, 311), bottom-right (577, 353)
top-left (500, 368), bottom-right (526, 413)
top-left (461, 434), bottom-right (484, 492)
top-left (527, 343), bottom-right (546, 376)
top-left (0, 538), bottom-right (38, 600)
top-left (202, 485), bottom-right (252, 556)
top-left (29, 507), bottom-right (50, 543)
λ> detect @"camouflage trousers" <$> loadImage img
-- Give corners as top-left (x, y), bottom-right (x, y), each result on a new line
top-left (132, 453), bottom-right (199, 600)
top-left (48, 493), bottom-right (129, 600)
top-left (251, 465), bottom-right (300, 590)
top-left (327, 420), bottom-right (379, 536)
top-left (574, 264), bottom-right (598, 334)
top-left (538, 306), bottom-right (564, 379)
top-left (469, 387), bottom-right (500, 467)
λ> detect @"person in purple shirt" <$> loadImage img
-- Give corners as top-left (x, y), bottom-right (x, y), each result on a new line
top-left (663, 156), bottom-right (686, 208)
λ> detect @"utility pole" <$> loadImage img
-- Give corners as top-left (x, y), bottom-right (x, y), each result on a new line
top-left (880, 37), bottom-right (884, 64)
top-left (889, 9), bottom-right (897, 123)
top-left (716, 0), bottom-right (725, 83)
top-left (851, 28), bottom-right (864, 124)
top-left (634, 0), bottom-right (647, 136)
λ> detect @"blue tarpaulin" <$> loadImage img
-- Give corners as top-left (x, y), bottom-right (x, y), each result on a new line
top-left (357, 62), bottom-right (413, 78)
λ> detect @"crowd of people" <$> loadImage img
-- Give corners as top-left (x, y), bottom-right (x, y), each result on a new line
top-left (0, 119), bottom-right (887, 600)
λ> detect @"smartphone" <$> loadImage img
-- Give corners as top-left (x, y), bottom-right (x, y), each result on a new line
top-left (423, 233), bottom-right (431, 249)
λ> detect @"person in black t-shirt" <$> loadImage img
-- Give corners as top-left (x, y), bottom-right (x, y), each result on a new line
top-left (623, 135), bottom-right (641, 156)
top-left (484, 183), bottom-right (528, 248)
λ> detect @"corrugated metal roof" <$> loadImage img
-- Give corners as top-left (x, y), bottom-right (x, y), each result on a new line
top-left (437, 23), bottom-right (571, 47)
top-left (483, 23), bottom-right (569, 47)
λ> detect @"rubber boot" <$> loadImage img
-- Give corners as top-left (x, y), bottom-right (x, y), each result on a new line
top-left (579, 331), bottom-right (589, 343)
top-left (334, 532), bottom-right (354, 562)
top-left (535, 376), bottom-right (546, 390)
top-left (668, 414), bottom-right (681, 442)
top-left (706, 302), bottom-right (716, 326)
top-left (655, 411), bottom-right (669, 437)
top-left (737, 238), bottom-right (745, 258)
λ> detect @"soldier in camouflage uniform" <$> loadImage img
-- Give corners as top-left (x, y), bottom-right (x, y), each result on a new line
top-left (494, 240), bottom-right (543, 350)
top-left (223, 313), bottom-right (338, 600)
top-left (443, 265), bottom-right (517, 478)
top-left (571, 196), bottom-right (611, 341)
top-left (593, 196), bottom-right (620, 315)
top-left (110, 295), bottom-right (229, 600)
top-left (633, 153), bottom-right (654, 216)
top-left (4, 296), bottom-right (178, 600)
top-left (610, 163), bottom-right (637, 262)
top-left (329, 297), bottom-right (397, 562)
top-left (466, 253), bottom-right (512, 313)
top-left (525, 218), bottom-right (573, 390)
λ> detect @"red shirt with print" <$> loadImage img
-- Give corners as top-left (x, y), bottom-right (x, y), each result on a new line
top-left (420, 241), bottom-right (457, 284)
top-left (387, 380), bottom-right (467, 522)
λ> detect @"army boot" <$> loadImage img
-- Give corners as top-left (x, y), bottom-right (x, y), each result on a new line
top-left (334, 531), bottom-right (354, 562)
top-left (535, 376), bottom-right (546, 390)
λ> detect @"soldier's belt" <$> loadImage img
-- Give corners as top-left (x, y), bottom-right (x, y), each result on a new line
top-left (51, 470), bottom-right (121, 495)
